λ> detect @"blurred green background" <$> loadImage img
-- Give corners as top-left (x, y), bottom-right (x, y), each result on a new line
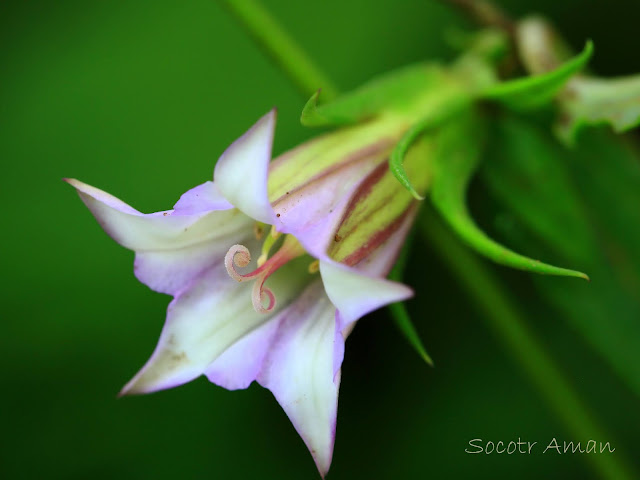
top-left (1, 0), bottom-right (639, 478)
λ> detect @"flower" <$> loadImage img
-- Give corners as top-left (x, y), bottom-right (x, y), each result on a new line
top-left (66, 110), bottom-right (421, 476)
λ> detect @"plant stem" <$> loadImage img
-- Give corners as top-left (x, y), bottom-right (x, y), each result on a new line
top-left (419, 207), bottom-right (636, 480)
top-left (439, 0), bottom-right (515, 34)
top-left (219, 0), bottom-right (339, 101)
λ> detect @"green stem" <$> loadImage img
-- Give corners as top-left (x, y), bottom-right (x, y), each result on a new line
top-left (221, 3), bottom-right (636, 478)
top-left (219, 0), bottom-right (339, 101)
top-left (419, 207), bottom-right (636, 480)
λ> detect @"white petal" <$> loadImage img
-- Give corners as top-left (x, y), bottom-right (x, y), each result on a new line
top-left (133, 233), bottom-right (254, 296)
top-left (257, 281), bottom-right (340, 477)
top-left (214, 110), bottom-right (277, 224)
top-left (271, 155), bottom-right (382, 259)
top-left (204, 314), bottom-right (280, 390)
top-left (120, 258), bottom-right (307, 395)
top-left (66, 178), bottom-right (251, 251)
top-left (172, 181), bottom-right (233, 214)
top-left (320, 260), bottom-right (413, 329)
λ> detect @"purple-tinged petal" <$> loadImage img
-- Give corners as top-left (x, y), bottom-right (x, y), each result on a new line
top-left (257, 281), bottom-right (339, 478)
top-left (172, 181), bottom-right (233, 215)
top-left (271, 154), bottom-right (383, 259)
top-left (319, 260), bottom-right (413, 329)
top-left (204, 314), bottom-right (280, 390)
top-left (120, 258), bottom-right (308, 395)
top-left (65, 178), bottom-right (251, 251)
top-left (214, 110), bottom-right (277, 224)
top-left (133, 234), bottom-right (252, 296)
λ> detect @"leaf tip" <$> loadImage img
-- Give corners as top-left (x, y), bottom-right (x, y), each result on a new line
top-left (300, 89), bottom-right (322, 126)
top-left (422, 352), bottom-right (435, 367)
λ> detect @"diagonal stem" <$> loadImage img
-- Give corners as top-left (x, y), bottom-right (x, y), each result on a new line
top-left (219, 0), bottom-right (339, 101)
top-left (419, 207), bottom-right (636, 480)
top-left (439, 0), bottom-right (515, 34)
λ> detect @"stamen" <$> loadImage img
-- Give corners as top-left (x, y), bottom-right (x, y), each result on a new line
top-left (253, 222), bottom-right (265, 240)
top-left (308, 259), bottom-right (320, 274)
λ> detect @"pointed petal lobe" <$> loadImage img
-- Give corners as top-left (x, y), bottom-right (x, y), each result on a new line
top-left (65, 178), bottom-right (250, 251)
top-left (120, 259), bottom-right (307, 395)
top-left (257, 281), bottom-right (340, 477)
top-left (214, 110), bottom-right (277, 224)
top-left (320, 260), bottom-right (413, 329)
top-left (205, 314), bottom-right (280, 390)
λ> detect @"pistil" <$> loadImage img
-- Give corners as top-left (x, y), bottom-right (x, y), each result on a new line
top-left (225, 234), bottom-right (306, 313)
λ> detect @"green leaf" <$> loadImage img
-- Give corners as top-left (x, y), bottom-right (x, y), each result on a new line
top-left (300, 63), bottom-right (444, 127)
top-left (556, 75), bottom-right (640, 144)
top-left (390, 122), bottom-right (429, 200)
top-left (482, 40), bottom-right (593, 110)
top-left (430, 110), bottom-right (589, 280)
top-left (388, 302), bottom-right (434, 366)
top-left (481, 115), bottom-right (597, 264)
top-left (482, 117), bottom-right (640, 397)
top-left (388, 233), bottom-right (434, 366)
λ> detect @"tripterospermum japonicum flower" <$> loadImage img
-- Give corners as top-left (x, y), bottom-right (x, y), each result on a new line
top-left (67, 34), bottom-right (600, 475)
top-left (66, 107), bottom-right (433, 476)
top-left (67, 28), bottom-right (608, 475)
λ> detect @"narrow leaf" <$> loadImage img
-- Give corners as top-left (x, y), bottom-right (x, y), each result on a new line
top-left (390, 96), bottom-right (470, 199)
top-left (482, 40), bottom-right (593, 110)
top-left (388, 302), bottom-right (434, 366)
top-left (388, 233), bottom-right (434, 366)
top-left (483, 116), bottom-right (640, 397)
top-left (430, 110), bottom-right (589, 280)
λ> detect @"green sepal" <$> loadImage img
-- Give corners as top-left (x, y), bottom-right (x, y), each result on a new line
top-left (390, 122), bottom-right (430, 200)
top-left (300, 63), bottom-right (444, 127)
top-left (388, 234), bottom-right (434, 366)
top-left (390, 94), bottom-right (471, 199)
top-left (430, 109), bottom-right (589, 280)
top-left (482, 40), bottom-right (593, 110)
top-left (388, 302), bottom-right (434, 366)
top-left (556, 75), bottom-right (640, 144)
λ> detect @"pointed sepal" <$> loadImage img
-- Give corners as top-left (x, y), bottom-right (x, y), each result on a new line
top-left (429, 110), bottom-right (589, 280)
top-left (300, 64), bottom-right (444, 127)
top-left (482, 40), bottom-right (593, 111)
top-left (387, 237), bottom-right (433, 366)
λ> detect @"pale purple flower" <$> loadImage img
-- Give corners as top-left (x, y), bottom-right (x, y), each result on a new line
top-left (66, 110), bottom-right (415, 476)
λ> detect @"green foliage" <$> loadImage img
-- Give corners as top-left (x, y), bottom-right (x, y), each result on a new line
top-left (429, 110), bottom-right (588, 279)
top-left (388, 235), bottom-right (434, 366)
top-left (482, 40), bottom-right (593, 110)
top-left (482, 117), bottom-right (640, 396)
top-left (300, 63), bottom-right (444, 127)
top-left (388, 94), bottom-right (470, 200)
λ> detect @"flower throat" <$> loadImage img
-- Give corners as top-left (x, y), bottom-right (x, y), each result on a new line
top-left (224, 226), bottom-right (307, 314)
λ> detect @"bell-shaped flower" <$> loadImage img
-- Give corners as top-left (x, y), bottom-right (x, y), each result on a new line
top-left (66, 110), bottom-right (426, 476)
